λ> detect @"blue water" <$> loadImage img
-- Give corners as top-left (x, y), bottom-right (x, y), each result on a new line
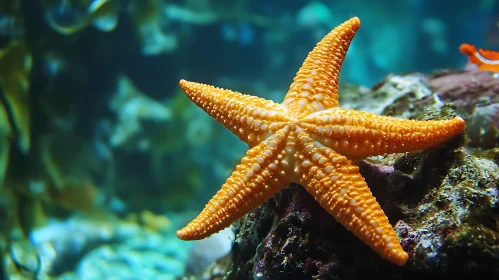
top-left (2, 0), bottom-right (498, 278)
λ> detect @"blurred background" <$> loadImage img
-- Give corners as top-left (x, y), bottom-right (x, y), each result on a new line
top-left (0, 0), bottom-right (497, 279)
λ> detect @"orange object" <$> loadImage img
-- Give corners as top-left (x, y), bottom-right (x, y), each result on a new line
top-left (176, 17), bottom-right (467, 267)
top-left (459, 43), bottom-right (499, 72)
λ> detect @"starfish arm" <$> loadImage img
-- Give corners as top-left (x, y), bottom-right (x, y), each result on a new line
top-left (283, 17), bottom-right (360, 115)
top-left (177, 128), bottom-right (291, 240)
top-left (301, 108), bottom-right (466, 158)
top-left (295, 138), bottom-right (408, 266)
top-left (180, 80), bottom-right (290, 146)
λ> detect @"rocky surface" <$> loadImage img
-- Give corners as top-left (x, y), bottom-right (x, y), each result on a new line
top-left (213, 70), bottom-right (499, 279)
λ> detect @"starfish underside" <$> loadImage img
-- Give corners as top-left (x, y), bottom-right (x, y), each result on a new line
top-left (176, 17), bottom-right (466, 267)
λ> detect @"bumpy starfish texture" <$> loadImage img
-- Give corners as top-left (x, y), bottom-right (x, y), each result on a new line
top-left (177, 17), bottom-right (465, 266)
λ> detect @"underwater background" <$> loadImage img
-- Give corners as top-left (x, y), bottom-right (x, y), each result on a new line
top-left (0, 0), bottom-right (498, 279)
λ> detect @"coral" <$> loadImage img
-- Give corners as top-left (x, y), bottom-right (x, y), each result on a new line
top-left (1, 213), bottom-right (191, 279)
top-left (76, 244), bottom-right (183, 279)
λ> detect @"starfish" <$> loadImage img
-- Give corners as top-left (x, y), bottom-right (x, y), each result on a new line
top-left (176, 17), bottom-right (465, 266)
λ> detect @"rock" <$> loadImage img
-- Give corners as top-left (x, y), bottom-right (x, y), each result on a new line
top-left (224, 71), bottom-right (499, 279)
top-left (229, 143), bottom-right (499, 278)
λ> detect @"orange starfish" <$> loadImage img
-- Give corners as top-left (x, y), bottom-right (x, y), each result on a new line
top-left (177, 17), bottom-right (465, 266)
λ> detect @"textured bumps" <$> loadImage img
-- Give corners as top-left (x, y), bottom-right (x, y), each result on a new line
top-left (177, 17), bottom-right (465, 266)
